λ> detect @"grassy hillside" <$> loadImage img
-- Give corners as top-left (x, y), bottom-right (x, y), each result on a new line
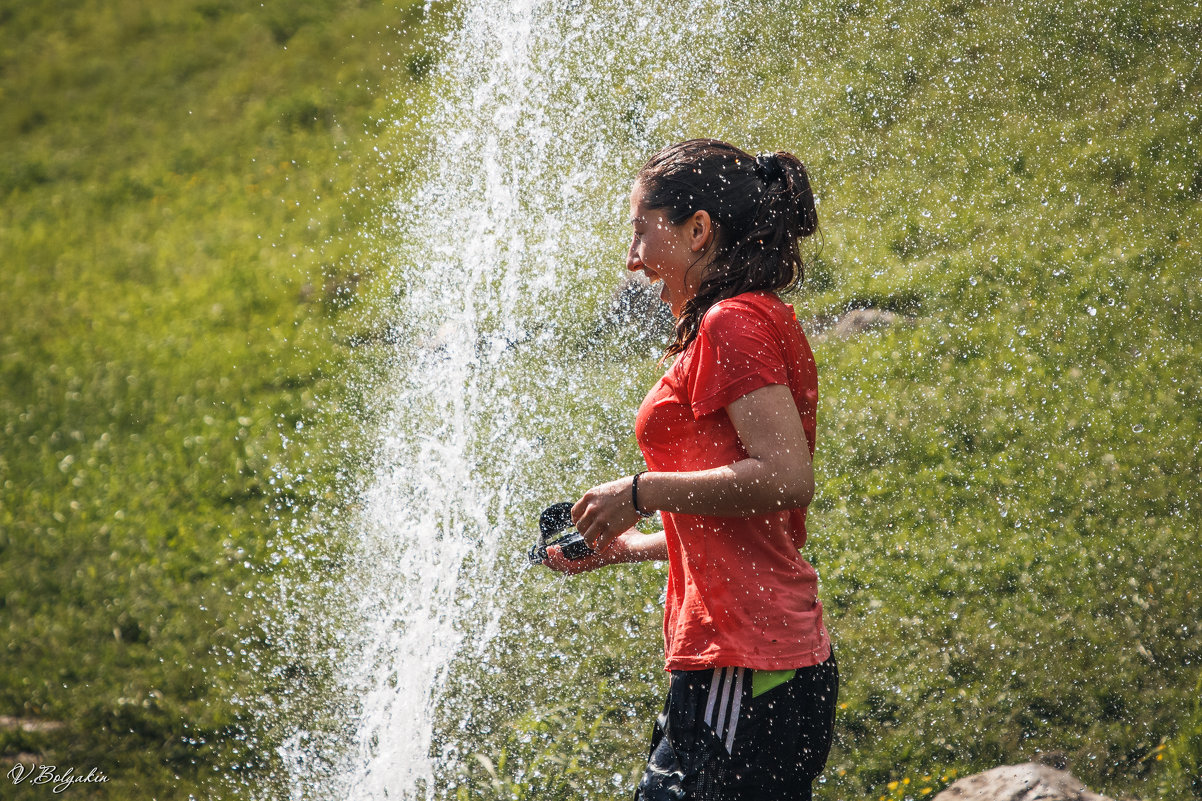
top-left (0, 0), bottom-right (448, 797)
top-left (793, 3), bottom-right (1201, 795)
top-left (2, 0), bottom-right (1198, 799)
top-left (426, 1), bottom-right (1202, 800)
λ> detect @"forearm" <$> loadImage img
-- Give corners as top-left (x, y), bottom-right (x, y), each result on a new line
top-left (542, 529), bottom-right (666, 575)
top-left (574, 387), bottom-right (812, 548)
top-left (612, 529), bottom-right (668, 562)
top-left (636, 456), bottom-right (813, 518)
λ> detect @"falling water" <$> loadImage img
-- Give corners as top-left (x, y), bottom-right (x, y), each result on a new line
top-left (268, 1), bottom-right (799, 798)
top-left (254, 0), bottom-right (1202, 799)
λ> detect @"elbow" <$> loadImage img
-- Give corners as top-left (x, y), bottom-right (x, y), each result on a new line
top-left (773, 468), bottom-right (813, 510)
top-left (754, 457), bottom-right (813, 510)
top-left (791, 476), bottom-right (815, 509)
top-left (788, 459), bottom-right (815, 508)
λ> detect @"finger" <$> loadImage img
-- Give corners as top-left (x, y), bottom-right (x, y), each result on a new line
top-left (541, 545), bottom-right (573, 574)
top-left (594, 526), bottom-right (618, 553)
top-left (577, 512), bottom-right (598, 545)
top-left (571, 494), bottom-right (591, 525)
top-left (589, 520), bottom-right (615, 551)
top-left (553, 545), bottom-right (598, 576)
top-left (577, 508), bottom-right (601, 545)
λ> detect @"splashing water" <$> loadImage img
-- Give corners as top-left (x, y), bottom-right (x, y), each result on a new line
top-left (256, 0), bottom-right (1202, 799)
top-left (271, 1), bottom-right (788, 798)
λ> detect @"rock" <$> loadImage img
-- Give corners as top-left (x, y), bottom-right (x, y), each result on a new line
top-left (833, 307), bottom-right (901, 338)
top-left (806, 306), bottom-right (915, 344)
top-left (932, 763), bottom-right (1119, 801)
top-left (0, 716), bottom-right (65, 733)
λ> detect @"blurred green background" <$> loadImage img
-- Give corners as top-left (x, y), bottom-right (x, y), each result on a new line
top-left (1, 0), bottom-right (450, 796)
top-left (1, 0), bottom-right (1199, 799)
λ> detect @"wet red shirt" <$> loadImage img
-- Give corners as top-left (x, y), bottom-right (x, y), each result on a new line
top-left (635, 291), bottom-right (831, 671)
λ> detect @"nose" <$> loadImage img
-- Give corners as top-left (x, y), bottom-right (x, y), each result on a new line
top-left (626, 238), bottom-right (641, 272)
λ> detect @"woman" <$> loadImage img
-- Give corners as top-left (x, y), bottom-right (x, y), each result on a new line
top-left (542, 139), bottom-right (837, 801)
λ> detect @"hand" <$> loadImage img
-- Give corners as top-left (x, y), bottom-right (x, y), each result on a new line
top-left (572, 476), bottom-right (643, 553)
top-left (538, 530), bottom-right (669, 575)
top-left (540, 541), bottom-right (624, 575)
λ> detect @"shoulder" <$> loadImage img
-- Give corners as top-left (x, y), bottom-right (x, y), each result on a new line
top-left (700, 292), bottom-right (788, 336)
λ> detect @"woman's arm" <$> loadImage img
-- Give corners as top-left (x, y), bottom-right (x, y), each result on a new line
top-left (572, 383), bottom-right (813, 553)
top-left (540, 529), bottom-right (668, 575)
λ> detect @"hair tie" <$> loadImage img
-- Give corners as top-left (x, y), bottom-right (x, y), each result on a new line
top-left (754, 153), bottom-right (785, 183)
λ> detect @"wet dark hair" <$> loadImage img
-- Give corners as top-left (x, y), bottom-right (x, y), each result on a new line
top-left (635, 138), bottom-right (819, 357)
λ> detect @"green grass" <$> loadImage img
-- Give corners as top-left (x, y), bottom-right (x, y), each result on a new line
top-left (2, 0), bottom-right (1199, 799)
top-left (0, 0), bottom-right (450, 796)
top-left (423, 1), bottom-right (1202, 800)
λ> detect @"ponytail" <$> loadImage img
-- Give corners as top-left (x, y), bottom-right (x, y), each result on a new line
top-left (635, 139), bottom-right (819, 358)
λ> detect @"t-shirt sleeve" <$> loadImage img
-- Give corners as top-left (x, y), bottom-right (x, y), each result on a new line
top-left (687, 300), bottom-right (788, 418)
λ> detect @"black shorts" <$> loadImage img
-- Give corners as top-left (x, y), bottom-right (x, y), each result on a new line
top-left (634, 654), bottom-right (838, 801)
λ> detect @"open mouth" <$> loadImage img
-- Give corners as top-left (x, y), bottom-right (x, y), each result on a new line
top-left (633, 268), bottom-right (669, 304)
top-left (640, 271), bottom-right (669, 302)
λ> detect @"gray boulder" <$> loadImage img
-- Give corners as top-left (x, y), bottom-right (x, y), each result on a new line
top-left (932, 763), bottom-right (1119, 801)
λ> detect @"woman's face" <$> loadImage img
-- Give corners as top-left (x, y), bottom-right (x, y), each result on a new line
top-left (626, 183), bottom-right (707, 317)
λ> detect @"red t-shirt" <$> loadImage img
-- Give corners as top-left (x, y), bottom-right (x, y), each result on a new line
top-left (635, 291), bottom-right (831, 671)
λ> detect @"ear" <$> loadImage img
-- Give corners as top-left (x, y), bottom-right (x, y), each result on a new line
top-left (687, 210), bottom-right (713, 252)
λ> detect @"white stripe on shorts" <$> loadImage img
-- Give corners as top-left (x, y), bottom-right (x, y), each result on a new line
top-left (703, 667), bottom-right (744, 754)
top-left (725, 667), bottom-right (745, 754)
